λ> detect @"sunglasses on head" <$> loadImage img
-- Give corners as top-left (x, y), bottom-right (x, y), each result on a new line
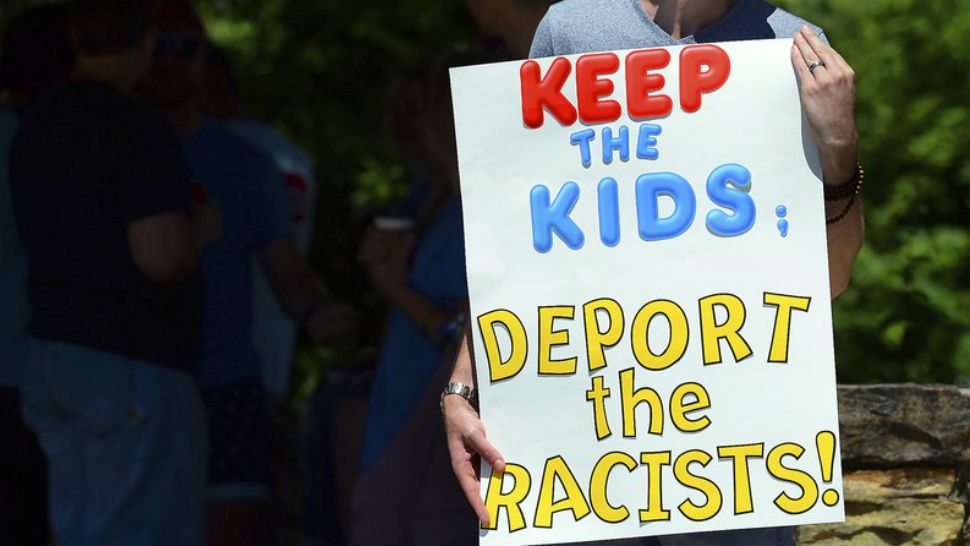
top-left (153, 34), bottom-right (206, 60)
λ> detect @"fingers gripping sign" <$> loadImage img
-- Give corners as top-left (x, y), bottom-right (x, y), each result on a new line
top-left (444, 393), bottom-right (506, 526)
top-left (791, 26), bottom-right (858, 150)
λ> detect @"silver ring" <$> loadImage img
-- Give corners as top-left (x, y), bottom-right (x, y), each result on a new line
top-left (807, 60), bottom-right (825, 74)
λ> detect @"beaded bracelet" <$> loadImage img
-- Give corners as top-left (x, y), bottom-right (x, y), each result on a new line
top-left (825, 162), bottom-right (864, 225)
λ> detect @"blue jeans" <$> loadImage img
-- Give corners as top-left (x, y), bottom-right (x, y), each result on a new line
top-left (20, 338), bottom-right (207, 546)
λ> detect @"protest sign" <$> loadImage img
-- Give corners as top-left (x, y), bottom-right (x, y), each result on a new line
top-left (449, 39), bottom-right (845, 545)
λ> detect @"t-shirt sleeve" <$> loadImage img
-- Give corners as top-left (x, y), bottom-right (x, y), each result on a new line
top-left (242, 150), bottom-right (295, 250)
top-left (529, 9), bottom-right (555, 59)
top-left (116, 110), bottom-right (192, 225)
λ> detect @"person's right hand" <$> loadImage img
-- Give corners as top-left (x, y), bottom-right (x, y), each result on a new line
top-left (443, 392), bottom-right (506, 526)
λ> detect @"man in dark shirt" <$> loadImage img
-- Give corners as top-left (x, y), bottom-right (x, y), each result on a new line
top-left (135, 3), bottom-right (359, 544)
top-left (11, 1), bottom-right (219, 545)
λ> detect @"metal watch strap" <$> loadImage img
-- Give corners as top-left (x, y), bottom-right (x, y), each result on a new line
top-left (440, 382), bottom-right (478, 411)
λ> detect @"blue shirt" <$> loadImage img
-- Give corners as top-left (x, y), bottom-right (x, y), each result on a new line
top-left (181, 121), bottom-right (294, 389)
top-left (0, 109), bottom-right (29, 386)
top-left (360, 197), bottom-right (468, 469)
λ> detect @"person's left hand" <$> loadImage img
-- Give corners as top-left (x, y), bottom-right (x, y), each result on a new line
top-left (791, 25), bottom-right (858, 177)
top-left (357, 227), bottom-right (414, 299)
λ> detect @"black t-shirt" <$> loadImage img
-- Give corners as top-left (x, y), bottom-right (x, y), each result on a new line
top-left (10, 80), bottom-right (202, 373)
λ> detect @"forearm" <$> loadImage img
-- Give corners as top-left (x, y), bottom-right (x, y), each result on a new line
top-left (824, 196), bottom-right (863, 298)
top-left (450, 325), bottom-right (476, 386)
top-left (258, 238), bottom-right (334, 320)
top-left (385, 285), bottom-right (456, 339)
top-left (820, 140), bottom-right (864, 299)
top-left (277, 266), bottom-right (331, 320)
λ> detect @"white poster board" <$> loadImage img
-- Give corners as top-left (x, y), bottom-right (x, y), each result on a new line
top-left (450, 39), bottom-right (845, 546)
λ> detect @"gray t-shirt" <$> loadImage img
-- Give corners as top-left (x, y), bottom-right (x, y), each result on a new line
top-left (530, 0), bottom-right (825, 57)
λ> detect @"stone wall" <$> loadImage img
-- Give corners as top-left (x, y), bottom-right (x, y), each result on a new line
top-left (797, 385), bottom-right (970, 546)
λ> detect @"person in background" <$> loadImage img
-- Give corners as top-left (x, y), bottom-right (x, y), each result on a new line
top-left (296, 59), bottom-right (439, 546)
top-left (136, 2), bottom-right (360, 545)
top-left (465, 0), bottom-right (557, 58)
top-left (350, 51), bottom-right (489, 546)
top-left (11, 0), bottom-right (220, 544)
top-left (443, 1), bottom-right (865, 546)
top-left (383, 61), bottom-right (434, 213)
top-left (203, 44), bottom-right (319, 398)
top-left (0, 4), bottom-right (74, 545)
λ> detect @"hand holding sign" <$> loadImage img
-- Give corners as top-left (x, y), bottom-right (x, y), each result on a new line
top-left (443, 385), bottom-right (505, 526)
top-left (790, 27), bottom-right (858, 151)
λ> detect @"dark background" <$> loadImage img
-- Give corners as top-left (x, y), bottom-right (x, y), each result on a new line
top-left (1, 0), bottom-right (967, 402)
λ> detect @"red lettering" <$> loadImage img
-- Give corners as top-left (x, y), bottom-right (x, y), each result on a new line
top-left (520, 57), bottom-right (578, 129)
top-left (576, 53), bottom-right (621, 124)
top-left (625, 49), bottom-right (673, 119)
top-left (679, 45), bottom-right (731, 113)
top-left (519, 46), bottom-right (731, 128)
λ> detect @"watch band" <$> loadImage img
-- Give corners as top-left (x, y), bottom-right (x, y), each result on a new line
top-left (440, 382), bottom-right (478, 412)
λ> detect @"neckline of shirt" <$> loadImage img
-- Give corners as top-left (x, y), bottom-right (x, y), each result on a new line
top-left (626, 0), bottom-right (753, 44)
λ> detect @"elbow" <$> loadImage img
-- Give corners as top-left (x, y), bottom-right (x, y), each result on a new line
top-left (830, 235), bottom-right (863, 300)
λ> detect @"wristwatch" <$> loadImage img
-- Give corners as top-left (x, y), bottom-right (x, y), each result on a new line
top-left (440, 382), bottom-right (478, 412)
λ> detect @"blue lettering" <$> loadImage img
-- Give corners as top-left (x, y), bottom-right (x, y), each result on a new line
top-left (598, 177), bottom-right (621, 247)
top-left (601, 126), bottom-right (630, 165)
top-left (705, 163), bottom-right (756, 237)
top-left (635, 172), bottom-right (696, 241)
top-left (531, 182), bottom-right (585, 252)
top-left (636, 123), bottom-right (662, 160)
top-left (570, 129), bottom-right (595, 168)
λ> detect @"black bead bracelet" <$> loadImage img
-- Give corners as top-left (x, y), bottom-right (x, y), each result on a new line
top-left (825, 162), bottom-right (864, 225)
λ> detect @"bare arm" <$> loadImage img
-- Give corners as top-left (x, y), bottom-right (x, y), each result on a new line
top-left (386, 286), bottom-right (463, 340)
top-left (257, 237), bottom-right (359, 343)
top-left (824, 178), bottom-right (864, 298)
top-left (257, 237), bottom-right (330, 319)
top-left (792, 26), bottom-right (865, 299)
top-left (127, 213), bottom-right (199, 283)
top-left (358, 227), bottom-right (462, 339)
top-left (443, 324), bottom-right (506, 526)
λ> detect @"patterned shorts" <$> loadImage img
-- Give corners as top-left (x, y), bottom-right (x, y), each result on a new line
top-left (202, 377), bottom-right (271, 499)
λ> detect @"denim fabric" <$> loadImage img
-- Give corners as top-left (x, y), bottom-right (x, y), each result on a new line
top-left (20, 338), bottom-right (207, 546)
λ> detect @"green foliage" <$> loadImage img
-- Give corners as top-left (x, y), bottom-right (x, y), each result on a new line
top-left (1, 0), bottom-right (966, 386)
top-left (775, 0), bottom-right (970, 382)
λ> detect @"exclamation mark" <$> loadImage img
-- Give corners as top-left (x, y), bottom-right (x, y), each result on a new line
top-left (816, 431), bottom-right (840, 506)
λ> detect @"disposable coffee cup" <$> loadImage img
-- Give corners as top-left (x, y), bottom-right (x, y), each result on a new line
top-left (373, 216), bottom-right (416, 255)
